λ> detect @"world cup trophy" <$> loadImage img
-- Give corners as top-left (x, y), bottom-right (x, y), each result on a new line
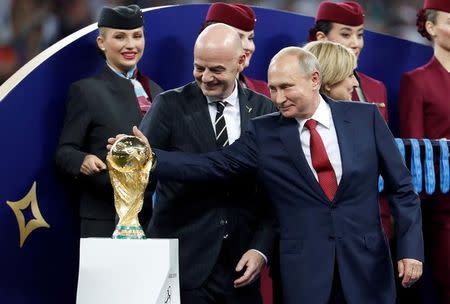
top-left (106, 135), bottom-right (153, 239)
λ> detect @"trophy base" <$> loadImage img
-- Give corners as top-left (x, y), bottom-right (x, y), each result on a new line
top-left (112, 225), bottom-right (146, 239)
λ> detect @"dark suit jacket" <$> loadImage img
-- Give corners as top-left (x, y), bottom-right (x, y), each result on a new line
top-left (140, 81), bottom-right (277, 290)
top-left (55, 66), bottom-right (162, 237)
top-left (154, 96), bottom-right (424, 304)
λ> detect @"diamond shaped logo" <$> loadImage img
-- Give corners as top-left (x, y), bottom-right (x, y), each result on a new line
top-left (6, 181), bottom-right (50, 247)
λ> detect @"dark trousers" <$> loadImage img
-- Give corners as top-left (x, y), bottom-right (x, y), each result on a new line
top-left (181, 239), bottom-right (262, 304)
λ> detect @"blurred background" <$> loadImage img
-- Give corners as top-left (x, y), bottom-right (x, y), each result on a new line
top-left (0, 0), bottom-right (428, 85)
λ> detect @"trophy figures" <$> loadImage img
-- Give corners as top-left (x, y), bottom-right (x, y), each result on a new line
top-left (107, 136), bottom-right (153, 239)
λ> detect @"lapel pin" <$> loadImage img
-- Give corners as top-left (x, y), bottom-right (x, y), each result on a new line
top-left (245, 105), bottom-right (253, 113)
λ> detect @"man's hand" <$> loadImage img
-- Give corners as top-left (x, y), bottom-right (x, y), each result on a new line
top-left (107, 126), bottom-right (150, 151)
top-left (80, 154), bottom-right (106, 175)
top-left (398, 258), bottom-right (423, 288)
top-left (233, 250), bottom-right (266, 288)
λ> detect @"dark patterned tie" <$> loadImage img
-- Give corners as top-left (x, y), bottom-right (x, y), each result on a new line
top-left (215, 101), bottom-right (229, 147)
top-left (305, 119), bottom-right (337, 201)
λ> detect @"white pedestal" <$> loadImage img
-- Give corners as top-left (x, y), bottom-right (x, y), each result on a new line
top-left (76, 238), bottom-right (180, 304)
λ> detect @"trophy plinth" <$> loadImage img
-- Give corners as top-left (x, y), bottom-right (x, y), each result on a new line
top-left (107, 135), bottom-right (153, 240)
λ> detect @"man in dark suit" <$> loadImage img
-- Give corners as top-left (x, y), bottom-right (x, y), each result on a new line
top-left (117, 45), bottom-right (423, 304)
top-left (140, 24), bottom-right (276, 304)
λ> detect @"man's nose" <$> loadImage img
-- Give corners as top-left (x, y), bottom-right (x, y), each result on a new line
top-left (201, 69), bottom-right (213, 82)
top-left (273, 90), bottom-right (285, 105)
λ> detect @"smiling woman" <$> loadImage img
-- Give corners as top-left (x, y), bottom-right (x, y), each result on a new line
top-left (97, 27), bottom-right (145, 73)
top-left (308, 1), bottom-right (389, 121)
top-left (54, 4), bottom-right (163, 238)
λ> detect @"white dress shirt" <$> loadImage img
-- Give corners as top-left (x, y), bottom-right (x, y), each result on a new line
top-left (296, 96), bottom-right (342, 185)
top-left (206, 81), bottom-right (241, 144)
top-left (205, 81), bottom-right (267, 263)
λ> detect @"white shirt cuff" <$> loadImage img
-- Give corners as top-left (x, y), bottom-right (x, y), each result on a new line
top-left (250, 249), bottom-right (268, 264)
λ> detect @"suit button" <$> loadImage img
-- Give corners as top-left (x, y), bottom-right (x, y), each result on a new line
top-left (223, 233), bottom-right (229, 239)
top-left (220, 219), bottom-right (227, 225)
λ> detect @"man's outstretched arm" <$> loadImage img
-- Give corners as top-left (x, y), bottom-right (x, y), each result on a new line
top-left (108, 125), bottom-right (259, 183)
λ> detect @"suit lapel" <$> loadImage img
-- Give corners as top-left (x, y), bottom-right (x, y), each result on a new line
top-left (328, 99), bottom-right (354, 202)
top-left (278, 117), bottom-right (328, 204)
top-left (187, 83), bottom-right (217, 150)
top-left (238, 84), bottom-right (254, 133)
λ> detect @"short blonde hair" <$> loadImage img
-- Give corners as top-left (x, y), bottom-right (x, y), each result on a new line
top-left (303, 41), bottom-right (357, 94)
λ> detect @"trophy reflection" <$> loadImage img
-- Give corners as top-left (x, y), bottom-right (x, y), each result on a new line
top-left (107, 135), bottom-right (153, 239)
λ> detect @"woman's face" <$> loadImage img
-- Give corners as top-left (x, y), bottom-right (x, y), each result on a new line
top-left (326, 74), bottom-right (359, 100)
top-left (428, 11), bottom-right (450, 52)
top-left (97, 27), bottom-right (145, 73)
top-left (319, 22), bottom-right (364, 58)
top-left (231, 26), bottom-right (255, 68)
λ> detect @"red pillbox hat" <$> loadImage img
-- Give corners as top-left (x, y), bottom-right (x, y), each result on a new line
top-left (423, 0), bottom-right (450, 13)
top-left (205, 2), bottom-right (256, 31)
top-left (315, 1), bottom-right (364, 26)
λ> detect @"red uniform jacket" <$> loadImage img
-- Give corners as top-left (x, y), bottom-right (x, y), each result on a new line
top-left (352, 71), bottom-right (389, 121)
top-left (241, 74), bottom-right (270, 98)
top-left (398, 55), bottom-right (450, 302)
top-left (399, 56), bottom-right (450, 139)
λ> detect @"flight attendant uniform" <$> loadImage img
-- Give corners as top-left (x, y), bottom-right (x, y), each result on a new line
top-left (399, 55), bottom-right (450, 303)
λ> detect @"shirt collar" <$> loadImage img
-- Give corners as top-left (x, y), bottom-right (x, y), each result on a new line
top-left (296, 95), bottom-right (332, 131)
top-left (206, 80), bottom-right (239, 107)
top-left (107, 62), bottom-right (136, 79)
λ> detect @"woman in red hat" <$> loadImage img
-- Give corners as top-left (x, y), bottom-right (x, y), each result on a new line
top-left (398, 1), bottom-right (450, 302)
top-left (309, 1), bottom-right (388, 119)
top-left (202, 2), bottom-right (270, 97)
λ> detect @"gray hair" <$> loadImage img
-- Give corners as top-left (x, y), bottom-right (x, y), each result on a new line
top-left (270, 46), bottom-right (320, 77)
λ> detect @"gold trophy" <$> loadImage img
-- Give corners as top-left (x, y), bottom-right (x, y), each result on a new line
top-left (106, 135), bottom-right (153, 239)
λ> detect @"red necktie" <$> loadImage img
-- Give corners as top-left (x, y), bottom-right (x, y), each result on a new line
top-left (305, 119), bottom-right (338, 201)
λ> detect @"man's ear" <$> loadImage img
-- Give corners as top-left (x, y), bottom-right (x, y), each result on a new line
top-left (315, 31), bottom-right (328, 41)
top-left (311, 71), bottom-right (321, 90)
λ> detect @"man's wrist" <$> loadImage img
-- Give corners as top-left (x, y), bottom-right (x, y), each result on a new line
top-left (250, 249), bottom-right (268, 264)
